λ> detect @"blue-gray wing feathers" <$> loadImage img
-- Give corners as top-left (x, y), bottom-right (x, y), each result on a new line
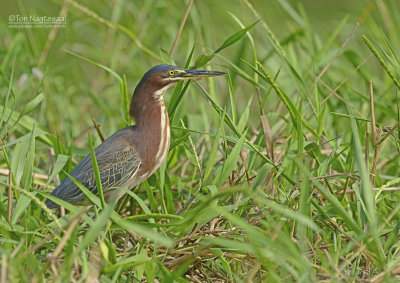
top-left (45, 127), bottom-right (140, 208)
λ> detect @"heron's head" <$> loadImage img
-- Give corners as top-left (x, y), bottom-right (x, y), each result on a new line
top-left (134, 64), bottom-right (226, 100)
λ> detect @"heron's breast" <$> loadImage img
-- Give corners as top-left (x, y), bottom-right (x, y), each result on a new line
top-left (124, 101), bottom-right (170, 188)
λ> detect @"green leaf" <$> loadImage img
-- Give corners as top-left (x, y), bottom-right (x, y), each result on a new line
top-left (112, 214), bottom-right (173, 247)
top-left (125, 190), bottom-right (151, 214)
top-left (246, 61), bottom-right (299, 129)
top-left (65, 171), bottom-right (101, 207)
top-left (38, 192), bottom-right (83, 217)
top-left (145, 261), bottom-right (155, 283)
top-left (76, 202), bottom-right (114, 254)
top-left (214, 19), bottom-right (260, 53)
top-left (195, 81), bottom-right (294, 185)
top-left (204, 113), bottom-right (224, 184)
top-left (20, 124), bottom-right (36, 190)
top-left (10, 123), bottom-right (36, 190)
top-left (317, 133), bottom-right (343, 176)
top-left (167, 45), bottom-right (196, 121)
top-left (143, 182), bottom-right (158, 212)
top-left (20, 93), bottom-right (45, 116)
top-left (159, 48), bottom-right (174, 65)
top-left (318, 103), bottom-right (328, 138)
top-left (375, 37), bottom-right (400, 71)
top-left (195, 82), bottom-right (241, 137)
top-left (65, 50), bottom-right (122, 84)
top-left (168, 81), bottom-right (190, 121)
top-left (0, 59), bottom-right (15, 129)
top-left (237, 95), bottom-right (252, 132)
top-left (214, 131), bottom-right (246, 187)
top-left (47, 154), bottom-right (69, 185)
top-left (135, 249), bottom-right (148, 280)
top-left (0, 105), bottom-right (53, 146)
top-left (300, 162), bottom-right (362, 234)
top-left (276, 146), bottom-right (297, 178)
top-left (184, 44), bottom-right (196, 69)
top-left (210, 248), bottom-right (233, 279)
top-left (103, 254), bottom-right (149, 274)
top-left (309, 15), bottom-right (349, 67)
top-left (122, 75), bottom-right (131, 125)
top-left (362, 35), bottom-right (400, 91)
top-left (193, 54), bottom-right (215, 69)
top-left (227, 73), bottom-right (237, 124)
top-left (193, 19), bottom-right (260, 68)
top-left (10, 135), bottom-right (31, 186)
top-left (11, 193), bottom-right (35, 225)
top-left (256, 196), bottom-right (320, 232)
top-left (88, 134), bottom-right (105, 209)
top-left (206, 237), bottom-right (255, 254)
top-left (304, 142), bottom-right (321, 161)
top-left (298, 167), bottom-right (311, 243)
top-left (330, 112), bottom-right (370, 122)
top-left (276, 0), bottom-right (305, 28)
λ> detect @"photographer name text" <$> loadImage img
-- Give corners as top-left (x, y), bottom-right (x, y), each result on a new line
top-left (9, 15), bottom-right (67, 22)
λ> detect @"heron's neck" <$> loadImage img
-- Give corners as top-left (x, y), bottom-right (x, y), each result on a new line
top-left (129, 82), bottom-right (169, 123)
top-left (129, 88), bottom-right (170, 173)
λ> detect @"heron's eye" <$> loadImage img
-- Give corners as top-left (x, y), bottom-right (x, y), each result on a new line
top-left (168, 70), bottom-right (175, 76)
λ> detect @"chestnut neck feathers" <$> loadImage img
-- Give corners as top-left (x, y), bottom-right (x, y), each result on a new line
top-left (128, 73), bottom-right (170, 173)
top-left (129, 73), bottom-right (168, 125)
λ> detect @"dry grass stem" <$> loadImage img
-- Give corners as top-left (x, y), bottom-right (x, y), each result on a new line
top-left (169, 0), bottom-right (193, 56)
top-left (91, 117), bottom-right (105, 142)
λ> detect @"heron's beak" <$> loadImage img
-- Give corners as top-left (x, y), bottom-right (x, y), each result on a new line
top-left (175, 69), bottom-right (226, 80)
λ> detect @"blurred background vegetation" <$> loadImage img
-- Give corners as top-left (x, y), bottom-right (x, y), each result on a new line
top-left (1, 0), bottom-right (398, 145)
top-left (1, 0), bottom-right (400, 281)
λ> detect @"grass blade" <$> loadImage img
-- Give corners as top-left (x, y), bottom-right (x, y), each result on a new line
top-left (213, 131), bottom-right (246, 187)
top-left (76, 202), bottom-right (114, 254)
top-left (214, 19), bottom-right (260, 53)
top-left (88, 134), bottom-right (105, 209)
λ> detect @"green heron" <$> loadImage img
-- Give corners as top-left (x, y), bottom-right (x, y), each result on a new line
top-left (45, 64), bottom-right (225, 208)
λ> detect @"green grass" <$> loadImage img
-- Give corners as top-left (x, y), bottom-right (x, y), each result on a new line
top-left (1, 0), bottom-right (400, 281)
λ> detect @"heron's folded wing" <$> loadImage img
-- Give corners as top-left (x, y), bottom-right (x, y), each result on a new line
top-left (46, 127), bottom-right (140, 206)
